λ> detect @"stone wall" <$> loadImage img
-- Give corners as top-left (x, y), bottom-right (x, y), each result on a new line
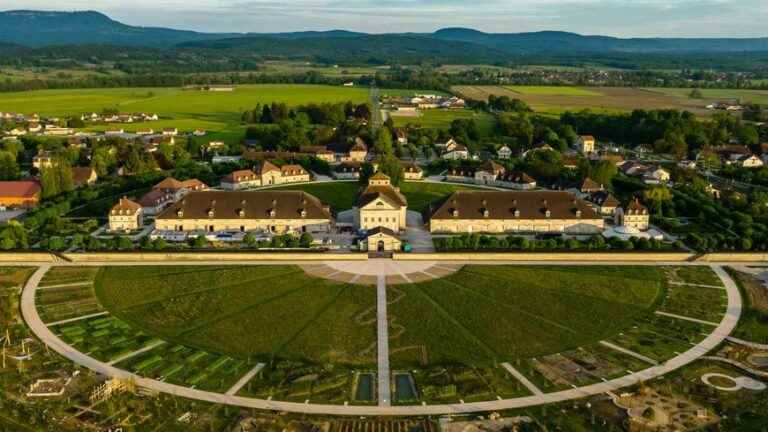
top-left (61, 252), bottom-right (368, 262)
top-left (394, 252), bottom-right (695, 262)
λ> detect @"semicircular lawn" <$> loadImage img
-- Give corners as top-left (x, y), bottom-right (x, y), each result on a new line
top-left (94, 265), bottom-right (379, 367)
top-left (94, 264), bottom-right (667, 371)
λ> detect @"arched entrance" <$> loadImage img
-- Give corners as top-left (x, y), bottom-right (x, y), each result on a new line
top-left (377, 240), bottom-right (385, 252)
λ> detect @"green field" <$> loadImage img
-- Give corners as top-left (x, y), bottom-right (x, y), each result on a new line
top-left (268, 180), bottom-right (483, 213)
top-left (95, 266), bottom-right (377, 366)
top-left (0, 84), bottom-right (370, 141)
top-left (388, 265), bottom-right (666, 367)
top-left (505, 86), bottom-right (603, 96)
top-left (390, 108), bottom-right (496, 134)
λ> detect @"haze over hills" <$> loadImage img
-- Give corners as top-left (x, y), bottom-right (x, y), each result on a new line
top-left (2, 9), bottom-right (768, 55)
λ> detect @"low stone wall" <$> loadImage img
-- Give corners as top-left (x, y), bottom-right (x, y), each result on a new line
top-left (62, 252), bottom-right (368, 262)
top-left (0, 253), bottom-right (58, 263)
top-left (394, 252), bottom-right (695, 262)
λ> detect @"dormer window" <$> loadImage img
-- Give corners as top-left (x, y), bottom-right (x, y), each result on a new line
top-left (238, 209), bottom-right (246, 217)
top-left (482, 208), bottom-right (490, 218)
top-left (576, 210), bottom-right (582, 218)
top-left (514, 209), bottom-right (520, 218)
top-left (300, 209), bottom-right (307, 217)
top-left (452, 209), bottom-right (459, 217)
top-left (545, 210), bottom-right (551, 218)
top-left (208, 209), bottom-right (215, 218)
top-left (177, 209), bottom-right (184, 217)
top-left (269, 209), bottom-right (277, 218)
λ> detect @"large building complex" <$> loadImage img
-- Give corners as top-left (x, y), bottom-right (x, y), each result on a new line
top-left (430, 190), bottom-right (604, 234)
top-left (0, 181), bottom-right (41, 209)
top-left (155, 190), bottom-right (332, 234)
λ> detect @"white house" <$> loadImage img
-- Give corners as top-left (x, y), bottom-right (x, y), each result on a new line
top-left (497, 145), bottom-right (512, 160)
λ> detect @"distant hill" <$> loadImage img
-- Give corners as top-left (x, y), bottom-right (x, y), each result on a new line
top-left (0, 10), bottom-right (237, 47)
top-left (432, 27), bottom-right (768, 53)
top-left (1, 9), bottom-right (767, 54)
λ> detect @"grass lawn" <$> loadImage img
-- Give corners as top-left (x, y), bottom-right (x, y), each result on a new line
top-left (391, 108), bottom-right (496, 135)
top-left (504, 86), bottom-right (603, 96)
top-left (267, 180), bottom-right (484, 213)
top-left (388, 265), bottom-right (665, 368)
top-left (95, 266), bottom-right (377, 366)
top-left (726, 267), bottom-right (768, 344)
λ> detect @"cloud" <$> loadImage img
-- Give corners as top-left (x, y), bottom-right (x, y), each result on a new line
top-left (2, 0), bottom-right (766, 36)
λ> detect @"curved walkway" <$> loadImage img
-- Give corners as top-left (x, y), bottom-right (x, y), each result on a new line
top-left (21, 262), bottom-right (742, 416)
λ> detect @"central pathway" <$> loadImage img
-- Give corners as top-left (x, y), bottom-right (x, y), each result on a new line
top-left (376, 274), bottom-right (391, 406)
top-left (19, 261), bottom-right (745, 416)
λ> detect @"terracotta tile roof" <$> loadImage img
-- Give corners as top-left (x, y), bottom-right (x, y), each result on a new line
top-left (255, 160), bottom-right (280, 175)
top-left (138, 188), bottom-right (172, 207)
top-left (591, 191), bottom-right (619, 207)
top-left (181, 179), bottom-right (207, 190)
top-left (432, 191), bottom-right (599, 221)
top-left (111, 197), bottom-right (141, 214)
top-left (280, 164), bottom-right (308, 176)
top-left (71, 167), bottom-right (96, 186)
top-left (153, 177), bottom-right (184, 191)
top-left (156, 191), bottom-right (331, 221)
top-left (400, 161), bottom-right (422, 173)
top-left (222, 169), bottom-right (258, 184)
top-left (367, 226), bottom-right (399, 238)
top-left (499, 171), bottom-right (536, 184)
top-left (580, 178), bottom-right (603, 192)
top-left (356, 184), bottom-right (408, 208)
top-left (335, 162), bottom-right (362, 173)
top-left (626, 199), bottom-right (648, 214)
top-left (0, 181), bottom-right (41, 198)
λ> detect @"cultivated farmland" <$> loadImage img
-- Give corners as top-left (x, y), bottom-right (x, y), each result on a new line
top-left (452, 85), bottom-right (713, 116)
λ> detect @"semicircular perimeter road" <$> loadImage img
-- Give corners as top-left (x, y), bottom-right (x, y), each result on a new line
top-left (21, 262), bottom-right (742, 416)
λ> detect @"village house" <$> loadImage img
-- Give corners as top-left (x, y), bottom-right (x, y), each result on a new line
top-left (430, 190), bottom-right (604, 235)
top-left (220, 169), bottom-right (261, 191)
top-left (155, 190), bottom-right (332, 234)
top-left (394, 129), bottom-right (408, 145)
top-left (579, 178), bottom-right (604, 194)
top-left (193, 129), bottom-right (207, 136)
top-left (446, 161), bottom-right (536, 190)
top-left (497, 145), bottom-right (512, 160)
top-left (522, 143), bottom-right (555, 158)
top-left (576, 135), bottom-right (596, 154)
top-left (71, 167), bottom-right (98, 188)
top-left (162, 128), bottom-right (178, 137)
top-left (0, 181), bottom-right (41, 210)
top-left (108, 197), bottom-right (143, 233)
top-left (43, 126), bottom-right (74, 136)
top-left (27, 123), bottom-right (42, 133)
top-left (401, 161), bottom-right (424, 180)
top-left (615, 199), bottom-right (650, 231)
top-left (737, 154), bottom-right (764, 168)
top-left (32, 151), bottom-right (57, 170)
top-left (105, 128), bottom-right (125, 136)
top-left (354, 172), bottom-right (408, 233)
top-left (139, 177), bottom-right (208, 215)
top-left (305, 146), bottom-right (335, 163)
top-left (588, 191), bottom-right (620, 216)
top-left (643, 167), bottom-right (671, 185)
top-left (333, 162), bottom-right (363, 180)
top-left (442, 144), bottom-right (470, 160)
top-left (436, 138), bottom-right (458, 152)
top-left (341, 138), bottom-right (368, 163)
top-left (136, 128), bottom-right (154, 136)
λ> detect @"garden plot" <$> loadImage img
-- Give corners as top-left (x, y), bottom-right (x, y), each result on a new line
top-left (36, 284), bottom-right (104, 323)
top-left (52, 315), bottom-right (159, 363)
top-left (39, 267), bottom-right (99, 287)
top-left (658, 283), bottom-right (728, 323)
top-left (666, 266), bottom-right (723, 286)
top-left (605, 314), bottom-right (713, 363)
top-left (411, 365), bottom-right (532, 404)
top-left (237, 361), bottom-right (356, 404)
top-left (116, 343), bottom-right (258, 393)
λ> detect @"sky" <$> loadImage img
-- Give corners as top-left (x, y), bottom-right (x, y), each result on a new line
top-left (3, 0), bottom-right (767, 37)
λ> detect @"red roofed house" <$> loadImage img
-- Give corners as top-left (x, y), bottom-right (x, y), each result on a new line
top-left (0, 181), bottom-right (41, 209)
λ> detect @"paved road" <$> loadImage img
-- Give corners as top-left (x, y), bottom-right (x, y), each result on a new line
top-left (376, 274), bottom-right (391, 406)
top-left (20, 262), bottom-right (744, 416)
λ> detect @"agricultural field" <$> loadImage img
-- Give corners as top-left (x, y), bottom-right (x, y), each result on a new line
top-left (387, 265), bottom-right (666, 368)
top-left (647, 87), bottom-right (768, 105)
top-left (390, 108), bottom-right (496, 134)
top-left (504, 86), bottom-right (603, 96)
top-left (268, 180), bottom-right (483, 213)
top-left (0, 84), bottom-right (370, 140)
top-left (36, 267), bottom-right (103, 324)
top-left (95, 265), bottom-right (377, 366)
top-left (452, 85), bottom-right (712, 116)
